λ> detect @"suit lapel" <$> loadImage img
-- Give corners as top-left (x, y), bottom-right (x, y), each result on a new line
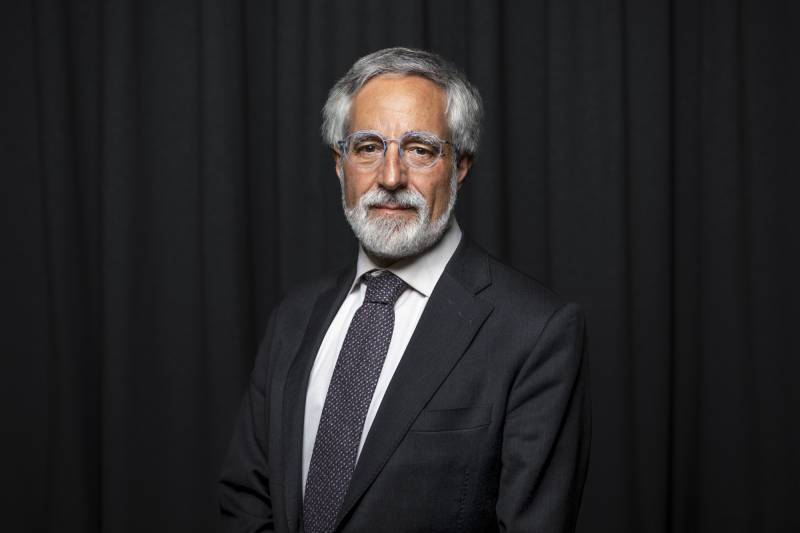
top-left (281, 266), bottom-right (355, 532)
top-left (334, 241), bottom-right (494, 529)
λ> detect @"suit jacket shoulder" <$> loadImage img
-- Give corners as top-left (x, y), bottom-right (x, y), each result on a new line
top-left (267, 264), bottom-right (356, 345)
top-left (484, 251), bottom-right (573, 313)
top-left (449, 239), bottom-right (582, 353)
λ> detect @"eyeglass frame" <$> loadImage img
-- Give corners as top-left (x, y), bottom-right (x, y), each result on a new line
top-left (335, 130), bottom-right (454, 170)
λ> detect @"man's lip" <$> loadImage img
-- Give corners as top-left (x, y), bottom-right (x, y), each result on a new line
top-left (370, 204), bottom-right (414, 211)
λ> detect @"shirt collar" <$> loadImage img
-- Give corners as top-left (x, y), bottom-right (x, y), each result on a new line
top-left (352, 219), bottom-right (463, 298)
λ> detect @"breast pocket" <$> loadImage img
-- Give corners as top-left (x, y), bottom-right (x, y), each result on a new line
top-left (409, 404), bottom-right (492, 433)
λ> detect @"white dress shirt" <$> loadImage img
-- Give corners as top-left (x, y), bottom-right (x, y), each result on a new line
top-left (301, 221), bottom-right (463, 492)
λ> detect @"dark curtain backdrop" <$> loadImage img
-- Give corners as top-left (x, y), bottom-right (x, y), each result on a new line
top-left (2, 0), bottom-right (798, 532)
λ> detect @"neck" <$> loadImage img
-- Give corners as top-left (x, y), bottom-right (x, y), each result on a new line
top-left (363, 249), bottom-right (401, 268)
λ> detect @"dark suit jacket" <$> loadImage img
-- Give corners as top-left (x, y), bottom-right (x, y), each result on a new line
top-left (219, 238), bottom-right (591, 532)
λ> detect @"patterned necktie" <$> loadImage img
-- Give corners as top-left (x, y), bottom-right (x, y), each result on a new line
top-left (303, 270), bottom-right (408, 533)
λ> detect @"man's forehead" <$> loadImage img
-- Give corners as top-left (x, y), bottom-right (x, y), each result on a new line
top-left (349, 74), bottom-right (448, 135)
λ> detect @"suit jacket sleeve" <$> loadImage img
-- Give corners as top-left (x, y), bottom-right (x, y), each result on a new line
top-left (218, 304), bottom-right (280, 532)
top-left (496, 302), bottom-right (591, 533)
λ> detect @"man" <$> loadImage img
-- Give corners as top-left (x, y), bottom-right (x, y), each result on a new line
top-left (220, 47), bottom-right (590, 533)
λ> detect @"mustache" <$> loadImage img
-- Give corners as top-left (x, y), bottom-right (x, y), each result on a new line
top-left (360, 188), bottom-right (426, 210)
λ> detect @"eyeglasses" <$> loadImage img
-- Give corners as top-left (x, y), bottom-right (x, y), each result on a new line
top-left (337, 130), bottom-right (451, 170)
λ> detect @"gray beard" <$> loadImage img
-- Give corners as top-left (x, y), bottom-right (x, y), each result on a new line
top-left (341, 172), bottom-right (458, 262)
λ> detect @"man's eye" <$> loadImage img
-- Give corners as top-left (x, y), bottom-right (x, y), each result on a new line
top-left (354, 142), bottom-right (381, 154)
top-left (407, 144), bottom-right (434, 156)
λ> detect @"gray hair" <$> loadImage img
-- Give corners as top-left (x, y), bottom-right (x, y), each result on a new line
top-left (322, 47), bottom-right (483, 158)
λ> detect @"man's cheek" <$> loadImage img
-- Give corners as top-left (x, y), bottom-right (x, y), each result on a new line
top-left (345, 188), bottom-right (360, 209)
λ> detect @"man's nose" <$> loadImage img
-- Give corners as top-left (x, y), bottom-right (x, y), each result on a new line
top-left (377, 142), bottom-right (407, 190)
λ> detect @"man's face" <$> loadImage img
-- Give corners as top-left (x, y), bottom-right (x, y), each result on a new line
top-left (335, 75), bottom-right (471, 261)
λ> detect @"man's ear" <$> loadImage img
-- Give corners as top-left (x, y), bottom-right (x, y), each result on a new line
top-left (455, 154), bottom-right (473, 190)
top-left (332, 147), bottom-right (343, 180)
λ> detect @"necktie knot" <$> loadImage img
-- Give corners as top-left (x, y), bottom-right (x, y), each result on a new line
top-left (363, 270), bottom-right (407, 305)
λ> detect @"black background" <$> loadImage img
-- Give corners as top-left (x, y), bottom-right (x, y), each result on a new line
top-left (2, 1), bottom-right (799, 532)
